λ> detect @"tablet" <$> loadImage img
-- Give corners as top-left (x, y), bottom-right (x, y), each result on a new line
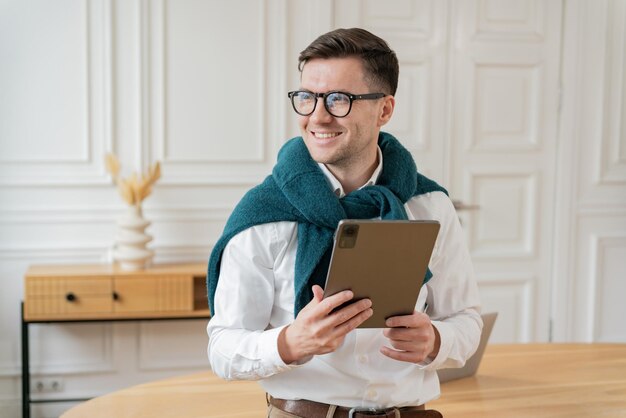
top-left (323, 219), bottom-right (440, 328)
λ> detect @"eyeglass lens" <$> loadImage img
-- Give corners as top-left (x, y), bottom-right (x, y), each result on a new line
top-left (291, 91), bottom-right (352, 118)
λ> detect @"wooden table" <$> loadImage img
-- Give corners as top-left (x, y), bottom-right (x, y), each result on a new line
top-left (61, 344), bottom-right (626, 418)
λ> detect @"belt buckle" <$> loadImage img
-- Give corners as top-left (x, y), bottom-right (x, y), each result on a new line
top-left (348, 407), bottom-right (390, 418)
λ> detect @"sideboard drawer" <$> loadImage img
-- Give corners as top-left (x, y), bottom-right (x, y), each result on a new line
top-left (26, 294), bottom-right (113, 317)
top-left (113, 275), bottom-right (193, 313)
top-left (23, 263), bottom-right (209, 321)
top-left (25, 276), bottom-right (113, 317)
top-left (26, 276), bottom-right (112, 296)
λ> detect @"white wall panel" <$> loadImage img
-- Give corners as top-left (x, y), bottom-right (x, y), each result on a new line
top-left (360, 0), bottom-right (434, 39)
top-left (572, 215), bottom-right (626, 342)
top-left (473, 65), bottom-right (541, 151)
top-left (148, 0), bottom-right (288, 185)
top-left (474, 0), bottom-right (544, 40)
top-left (28, 324), bottom-right (114, 375)
top-left (593, 237), bottom-right (626, 342)
top-left (577, 0), bottom-right (626, 205)
top-left (467, 172), bottom-right (536, 258)
top-left (0, 0), bottom-right (113, 185)
top-left (161, 0), bottom-right (264, 162)
top-left (385, 63), bottom-right (429, 151)
top-left (599, 0), bottom-right (626, 184)
top-left (0, 1), bottom-right (88, 162)
top-left (137, 320), bottom-right (208, 370)
top-left (477, 275), bottom-right (533, 342)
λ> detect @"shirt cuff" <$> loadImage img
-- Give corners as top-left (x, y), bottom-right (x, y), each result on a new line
top-left (257, 325), bottom-right (312, 372)
top-left (416, 320), bottom-right (453, 370)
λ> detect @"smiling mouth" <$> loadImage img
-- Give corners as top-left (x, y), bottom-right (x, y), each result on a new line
top-left (312, 131), bottom-right (341, 139)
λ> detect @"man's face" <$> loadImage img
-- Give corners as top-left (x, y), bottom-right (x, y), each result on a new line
top-left (297, 57), bottom-right (394, 173)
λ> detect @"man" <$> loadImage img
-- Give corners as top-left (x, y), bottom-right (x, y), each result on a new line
top-left (207, 28), bottom-right (482, 418)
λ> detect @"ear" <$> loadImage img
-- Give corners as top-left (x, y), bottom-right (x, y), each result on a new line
top-left (377, 95), bottom-right (395, 127)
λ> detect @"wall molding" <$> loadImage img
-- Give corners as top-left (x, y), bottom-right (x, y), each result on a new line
top-left (137, 319), bottom-right (208, 371)
top-left (475, 273), bottom-right (534, 342)
top-left (599, 0), bottom-right (626, 184)
top-left (0, 0), bottom-right (114, 186)
top-left (0, 205), bottom-right (234, 224)
top-left (152, 0), bottom-right (266, 164)
top-left (577, 206), bottom-right (626, 216)
top-left (466, 170), bottom-right (538, 259)
top-left (471, 63), bottom-right (542, 152)
top-left (0, 243), bottom-right (213, 261)
top-left (592, 235), bottom-right (626, 341)
top-left (27, 324), bottom-right (115, 377)
top-left (0, 324), bottom-right (114, 378)
top-left (472, 0), bottom-right (545, 42)
top-left (142, 0), bottom-right (289, 185)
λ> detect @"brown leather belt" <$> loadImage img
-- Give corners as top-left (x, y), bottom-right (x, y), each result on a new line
top-left (268, 396), bottom-right (442, 418)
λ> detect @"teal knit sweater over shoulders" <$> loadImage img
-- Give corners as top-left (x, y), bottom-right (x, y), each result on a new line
top-left (207, 132), bottom-right (447, 316)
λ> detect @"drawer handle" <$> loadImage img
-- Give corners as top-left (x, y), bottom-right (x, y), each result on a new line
top-left (65, 292), bottom-right (77, 302)
top-left (112, 292), bottom-right (120, 301)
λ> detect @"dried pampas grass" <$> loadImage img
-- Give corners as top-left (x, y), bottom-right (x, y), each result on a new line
top-left (105, 153), bottom-right (161, 206)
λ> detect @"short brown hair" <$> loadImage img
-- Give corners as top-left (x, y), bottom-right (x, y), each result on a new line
top-left (298, 28), bottom-right (399, 96)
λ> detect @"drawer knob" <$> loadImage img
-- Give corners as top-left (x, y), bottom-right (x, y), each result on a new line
top-left (65, 292), bottom-right (77, 302)
top-left (112, 292), bottom-right (120, 301)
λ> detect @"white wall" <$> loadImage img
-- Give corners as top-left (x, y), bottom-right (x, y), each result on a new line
top-left (0, 1), bottom-right (291, 416)
top-left (552, 0), bottom-right (626, 342)
top-left (0, 1), bottom-right (625, 417)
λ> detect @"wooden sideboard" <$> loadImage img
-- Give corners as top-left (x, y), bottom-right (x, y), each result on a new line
top-left (21, 263), bottom-right (211, 418)
top-left (23, 263), bottom-right (210, 321)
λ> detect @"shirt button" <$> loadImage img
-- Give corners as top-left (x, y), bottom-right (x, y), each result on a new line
top-left (358, 355), bottom-right (368, 364)
top-left (366, 389), bottom-right (377, 400)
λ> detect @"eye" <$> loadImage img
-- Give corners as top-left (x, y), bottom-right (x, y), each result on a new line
top-left (296, 91), bottom-right (314, 101)
top-left (327, 92), bottom-right (350, 106)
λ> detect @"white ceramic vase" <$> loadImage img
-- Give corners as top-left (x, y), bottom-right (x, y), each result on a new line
top-left (113, 205), bottom-right (154, 270)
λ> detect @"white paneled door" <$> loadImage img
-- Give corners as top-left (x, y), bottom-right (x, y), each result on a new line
top-left (449, 0), bottom-right (562, 342)
top-left (333, 0), bottom-right (563, 342)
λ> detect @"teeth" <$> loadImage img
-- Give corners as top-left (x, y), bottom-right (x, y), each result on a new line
top-left (314, 132), bottom-right (340, 139)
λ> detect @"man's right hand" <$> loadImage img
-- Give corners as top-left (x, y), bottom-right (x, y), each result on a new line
top-left (277, 285), bottom-right (373, 364)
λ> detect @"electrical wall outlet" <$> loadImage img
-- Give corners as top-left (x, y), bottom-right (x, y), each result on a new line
top-left (31, 377), bottom-right (64, 393)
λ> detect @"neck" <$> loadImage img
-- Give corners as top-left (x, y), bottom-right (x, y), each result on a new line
top-left (327, 150), bottom-right (379, 195)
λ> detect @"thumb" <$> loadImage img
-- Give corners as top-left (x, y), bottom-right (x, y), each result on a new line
top-left (311, 285), bottom-right (324, 302)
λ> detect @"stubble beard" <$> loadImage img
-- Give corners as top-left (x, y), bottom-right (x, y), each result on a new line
top-left (308, 126), bottom-right (375, 173)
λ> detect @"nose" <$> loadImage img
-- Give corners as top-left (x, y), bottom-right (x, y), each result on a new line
top-left (308, 97), bottom-right (333, 123)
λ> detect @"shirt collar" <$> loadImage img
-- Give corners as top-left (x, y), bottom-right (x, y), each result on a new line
top-left (317, 147), bottom-right (384, 198)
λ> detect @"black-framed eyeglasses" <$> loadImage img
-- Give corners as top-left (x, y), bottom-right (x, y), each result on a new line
top-left (287, 90), bottom-right (386, 118)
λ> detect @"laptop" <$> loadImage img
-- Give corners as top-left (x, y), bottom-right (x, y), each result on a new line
top-left (437, 312), bottom-right (498, 383)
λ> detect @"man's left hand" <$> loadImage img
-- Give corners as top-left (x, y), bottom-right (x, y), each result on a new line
top-left (380, 311), bottom-right (440, 363)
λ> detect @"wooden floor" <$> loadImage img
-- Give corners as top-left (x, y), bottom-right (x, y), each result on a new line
top-left (62, 344), bottom-right (626, 418)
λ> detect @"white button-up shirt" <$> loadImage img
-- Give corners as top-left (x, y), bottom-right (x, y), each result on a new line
top-left (207, 149), bottom-right (482, 408)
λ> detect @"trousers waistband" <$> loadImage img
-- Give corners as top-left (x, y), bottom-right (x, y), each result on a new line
top-left (268, 396), bottom-right (442, 418)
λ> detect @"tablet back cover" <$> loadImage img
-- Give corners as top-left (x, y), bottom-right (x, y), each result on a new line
top-left (323, 220), bottom-right (440, 328)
